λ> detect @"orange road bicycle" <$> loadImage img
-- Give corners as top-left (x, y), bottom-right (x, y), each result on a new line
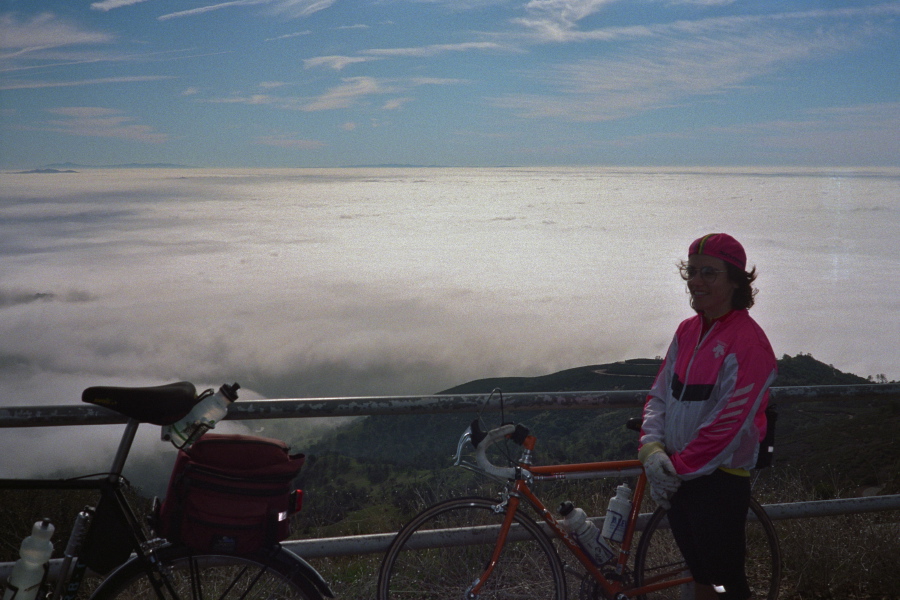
top-left (377, 416), bottom-right (780, 600)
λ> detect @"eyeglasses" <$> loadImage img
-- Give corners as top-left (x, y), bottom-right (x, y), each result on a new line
top-left (680, 265), bottom-right (726, 283)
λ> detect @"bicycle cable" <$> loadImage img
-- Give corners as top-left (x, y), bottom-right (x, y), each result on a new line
top-left (475, 388), bottom-right (520, 468)
top-left (63, 473), bottom-right (133, 488)
top-left (475, 388), bottom-right (500, 420)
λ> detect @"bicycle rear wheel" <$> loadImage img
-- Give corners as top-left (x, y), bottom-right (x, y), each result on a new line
top-left (377, 496), bottom-right (566, 600)
top-left (91, 544), bottom-right (325, 600)
top-left (633, 496), bottom-right (780, 600)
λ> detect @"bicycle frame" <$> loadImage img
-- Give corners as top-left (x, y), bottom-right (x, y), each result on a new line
top-left (0, 419), bottom-right (175, 600)
top-left (468, 433), bottom-right (692, 599)
top-left (0, 478), bottom-right (150, 597)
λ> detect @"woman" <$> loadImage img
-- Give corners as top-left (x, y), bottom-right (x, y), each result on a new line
top-left (639, 233), bottom-right (777, 600)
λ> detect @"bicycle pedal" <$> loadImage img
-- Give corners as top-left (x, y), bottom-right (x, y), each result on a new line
top-left (602, 569), bottom-right (624, 583)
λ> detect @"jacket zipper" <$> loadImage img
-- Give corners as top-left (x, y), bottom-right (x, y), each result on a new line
top-left (678, 321), bottom-right (718, 401)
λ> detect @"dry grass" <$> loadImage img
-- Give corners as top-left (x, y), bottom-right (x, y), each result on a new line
top-left (303, 471), bottom-right (900, 600)
top-left (751, 470), bottom-right (900, 599)
top-left (3, 470), bottom-right (897, 599)
top-left (777, 513), bottom-right (900, 599)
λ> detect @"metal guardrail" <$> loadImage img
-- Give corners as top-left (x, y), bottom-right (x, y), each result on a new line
top-left (1, 383), bottom-right (898, 428)
top-left (1, 383), bottom-right (898, 567)
top-left (281, 494), bottom-right (900, 558)
top-left (2, 494), bottom-right (898, 581)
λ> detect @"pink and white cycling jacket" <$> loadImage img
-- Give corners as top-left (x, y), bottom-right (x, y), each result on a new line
top-left (640, 310), bottom-right (777, 479)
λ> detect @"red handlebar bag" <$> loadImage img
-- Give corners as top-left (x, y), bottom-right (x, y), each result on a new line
top-left (160, 433), bottom-right (305, 554)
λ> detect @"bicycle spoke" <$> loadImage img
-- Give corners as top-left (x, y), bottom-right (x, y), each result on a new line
top-left (378, 498), bottom-right (565, 600)
top-left (633, 499), bottom-right (780, 600)
top-left (92, 548), bottom-right (320, 600)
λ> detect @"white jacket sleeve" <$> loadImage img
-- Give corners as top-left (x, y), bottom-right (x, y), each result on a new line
top-left (639, 335), bottom-right (678, 452)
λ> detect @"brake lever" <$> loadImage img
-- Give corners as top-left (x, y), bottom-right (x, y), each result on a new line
top-left (453, 425), bottom-right (473, 466)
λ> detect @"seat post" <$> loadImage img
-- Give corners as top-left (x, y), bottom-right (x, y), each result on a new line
top-left (108, 418), bottom-right (140, 482)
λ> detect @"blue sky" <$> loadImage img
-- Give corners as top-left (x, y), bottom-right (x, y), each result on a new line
top-left (2, 0), bottom-right (899, 168)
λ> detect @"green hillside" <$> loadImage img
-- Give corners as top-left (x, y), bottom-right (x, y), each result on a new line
top-left (302, 358), bottom-right (658, 471)
top-left (300, 353), bottom-right (877, 471)
top-left (290, 353), bottom-right (897, 533)
top-left (439, 357), bottom-right (663, 394)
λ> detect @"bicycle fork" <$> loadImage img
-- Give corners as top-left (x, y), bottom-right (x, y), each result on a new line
top-left (463, 495), bottom-right (521, 600)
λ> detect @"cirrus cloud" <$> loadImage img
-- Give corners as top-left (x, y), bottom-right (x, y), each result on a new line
top-left (302, 76), bottom-right (384, 111)
top-left (158, 0), bottom-right (336, 21)
top-left (39, 106), bottom-right (169, 143)
top-left (91, 0), bottom-right (151, 11)
top-left (0, 12), bottom-right (114, 58)
top-left (496, 7), bottom-right (895, 123)
top-left (304, 55), bottom-right (378, 70)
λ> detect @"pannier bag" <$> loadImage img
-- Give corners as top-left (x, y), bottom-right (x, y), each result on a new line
top-left (160, 433), bottom-right (305, 554)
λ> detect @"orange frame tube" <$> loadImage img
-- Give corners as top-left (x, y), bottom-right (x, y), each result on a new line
top-left (466, 434), bottom-right (693, 598)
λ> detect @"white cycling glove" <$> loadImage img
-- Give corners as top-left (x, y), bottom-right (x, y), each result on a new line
top-left (639, 442), bottom-right (681, 510)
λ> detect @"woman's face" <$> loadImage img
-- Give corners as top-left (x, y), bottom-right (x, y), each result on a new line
top-left (685, 254), bottom-right (737, 320)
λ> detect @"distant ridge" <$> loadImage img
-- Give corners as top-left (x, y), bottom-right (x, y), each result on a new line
top-left (43, 162), bottom-right (193, 169)
top-left (340, 164), bottom-right (445, 168)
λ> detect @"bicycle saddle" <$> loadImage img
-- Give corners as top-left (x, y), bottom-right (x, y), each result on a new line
top-left (82, 381), bottom-right (199, 425)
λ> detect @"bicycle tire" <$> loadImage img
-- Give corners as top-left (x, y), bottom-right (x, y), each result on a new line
top-left (377, 496), bottom-right (567, 600)
top-left (90, 544), bottom-right (325, 600)
top-left (633, 496), bottom-right (780, 600)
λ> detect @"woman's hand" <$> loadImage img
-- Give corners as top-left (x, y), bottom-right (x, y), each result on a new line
top-left (640, 443), bottom-right (682, 509)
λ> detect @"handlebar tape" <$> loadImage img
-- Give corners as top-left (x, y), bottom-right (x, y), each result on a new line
top-left (470, 420), bottom-right (530, 449)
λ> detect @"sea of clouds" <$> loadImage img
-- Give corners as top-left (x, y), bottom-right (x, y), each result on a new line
top-left (1, 167), bottom-right (897, 490)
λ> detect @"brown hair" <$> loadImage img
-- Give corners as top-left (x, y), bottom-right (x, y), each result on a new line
top-left (727, 263), bottom-right (758, 310)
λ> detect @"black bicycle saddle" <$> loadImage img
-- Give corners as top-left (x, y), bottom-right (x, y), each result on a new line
top-left (82, 381), bottom-right (199, 425)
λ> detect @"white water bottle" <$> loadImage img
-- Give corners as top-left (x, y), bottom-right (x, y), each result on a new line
top-left (558, 501), bottom-right (614, 566)
top-left (162, 382), bottom-right (240, 448)
top-left (3, 519), bottom-right (54, 600)
top-left (600, 484), bottom-right (633, 543)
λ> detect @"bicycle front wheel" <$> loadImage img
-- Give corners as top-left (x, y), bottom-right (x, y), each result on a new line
top-left (377, 496), bottom-right (566, 600)
top-left (91, 544), bottom-right (325, 600)
top-left (633, 496), bottom-right (780, 600)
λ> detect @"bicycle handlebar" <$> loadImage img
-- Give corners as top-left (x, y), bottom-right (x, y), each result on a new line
top-left (472, 423), bottom-right (523, 481)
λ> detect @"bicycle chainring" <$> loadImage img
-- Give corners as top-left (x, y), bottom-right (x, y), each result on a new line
top-left (577, 576), bottom-right (605, 600)
top-left (576, 566), bottom-right (633, 600)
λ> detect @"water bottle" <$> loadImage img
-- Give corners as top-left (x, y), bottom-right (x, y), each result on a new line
top-left (162, 382), bottom-right (240, 448)
top-left (3, 519), bottom-right (54, 600)
top-left (558, 501), bottom-right (614, 566)
top-left (600, 484), bottom-right (633, 543)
